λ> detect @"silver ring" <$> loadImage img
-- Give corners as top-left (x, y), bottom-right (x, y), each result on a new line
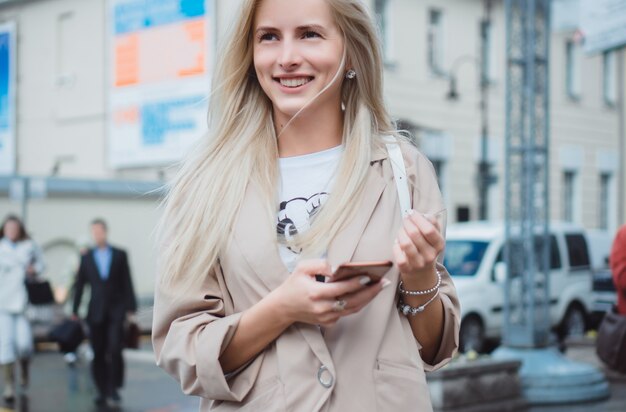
top-left (332, 299), bottom-right (347, 312)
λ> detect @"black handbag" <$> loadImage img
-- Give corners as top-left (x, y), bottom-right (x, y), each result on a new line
top-left (24, 279), bottom-right (55, 305)
top-left (50, 319), bottom-right (85, 353)
top-left (596, 307), bottom-right (626, 373)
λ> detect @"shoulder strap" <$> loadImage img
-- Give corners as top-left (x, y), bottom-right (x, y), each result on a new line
top-left (384, 136), bottom-right (412, 218)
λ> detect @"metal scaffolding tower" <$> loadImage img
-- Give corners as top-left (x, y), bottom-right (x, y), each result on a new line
top-left (495, 0), bottom-right (610, 404)
top-left (503, 0), bottom-right (551, 348)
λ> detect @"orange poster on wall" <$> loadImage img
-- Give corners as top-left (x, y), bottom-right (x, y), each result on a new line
top-left (108, 0), bottom-right (212, 169)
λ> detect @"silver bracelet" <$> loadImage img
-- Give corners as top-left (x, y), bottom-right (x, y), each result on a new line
top-left (398, 289), bottom-right (440, 316)
top-left (398, 267), bottom-right (441, 296)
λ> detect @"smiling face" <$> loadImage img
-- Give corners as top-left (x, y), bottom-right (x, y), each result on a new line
top-left (253, 0), bottom-right (346, 124)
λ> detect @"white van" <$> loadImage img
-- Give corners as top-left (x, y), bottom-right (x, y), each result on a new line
top-left (444, 221), bottom-right (594, 352)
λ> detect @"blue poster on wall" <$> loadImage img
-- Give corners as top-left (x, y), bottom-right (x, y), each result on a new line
top-left (0, 32), bottom-right (9, 133)
top-left (0, 22), bottom-right (15, 175)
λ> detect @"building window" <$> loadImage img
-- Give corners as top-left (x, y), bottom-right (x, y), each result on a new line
top-left (603, 51), bottom-right (617, 106)
top-left (562, 170), bottom-right (577, 222)
top-left (565, 40), bottom-right (581, 99)
top-left (428, 9), bottom-right (444, 75)
top-left (375, 0), bottom-right (394, 62)
top-left (599, 173), bottom-right (612, 230)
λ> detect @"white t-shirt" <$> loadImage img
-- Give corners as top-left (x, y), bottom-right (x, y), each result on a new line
top-left (277, 145), bottom-right (344, 272)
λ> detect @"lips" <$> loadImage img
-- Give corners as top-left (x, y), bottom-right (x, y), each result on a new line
top-left (274, 76), bottom-right (314, 88)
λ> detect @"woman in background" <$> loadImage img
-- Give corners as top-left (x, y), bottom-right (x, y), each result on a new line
top-left (0, 215), bottom-right (45, 403)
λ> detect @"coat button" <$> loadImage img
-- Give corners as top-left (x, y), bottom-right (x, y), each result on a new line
top-left (317, 365), bottom-right (334, 388)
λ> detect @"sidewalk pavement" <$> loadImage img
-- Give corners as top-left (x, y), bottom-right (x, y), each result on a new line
top-left (0, 338), bottom-right (197, 412)
top-left (0, 337), bottom-right (624, 412)
top-left (528, 337), bottom-right (626, 412)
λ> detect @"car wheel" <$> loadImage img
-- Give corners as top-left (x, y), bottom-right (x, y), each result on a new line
top-left (560, 304), bottom-right (587, 339)
top-left (460, 316), bottom-right (485, 353)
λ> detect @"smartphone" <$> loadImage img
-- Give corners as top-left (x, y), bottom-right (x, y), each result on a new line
top-left (331, 260), bottom-right (393, 283)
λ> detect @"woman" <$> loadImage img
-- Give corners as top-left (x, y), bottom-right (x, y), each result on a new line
top-left (153, 0), bottom-right (460, 410)
top-left (0, 215), bottom-right (45, 402)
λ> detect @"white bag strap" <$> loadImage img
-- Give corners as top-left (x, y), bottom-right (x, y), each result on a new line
top-left (384, 136), bottom-right (412, 218)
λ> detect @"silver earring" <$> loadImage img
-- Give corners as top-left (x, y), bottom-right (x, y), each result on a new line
top-left (346, 69), bottom-right (356, 79)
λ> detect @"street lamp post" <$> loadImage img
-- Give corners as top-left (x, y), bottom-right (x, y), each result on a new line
top-left (478, 0), bottom-right (493, 221)
top-left (446, 0), bottom-right (494, 221)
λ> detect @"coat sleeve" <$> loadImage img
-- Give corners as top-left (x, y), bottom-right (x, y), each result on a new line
top-left (120, 251), bottom-right (138, 312)
top-left (610, 226), bottom-right (626, 291)
top-left (72, 254), bottom-right (87, 316)
top-left (30, 241), bottom-right (46, 275)
top-left (151, 261), bottom-right (262, 401)
top-left (403, 142), bottom-right (461, 371)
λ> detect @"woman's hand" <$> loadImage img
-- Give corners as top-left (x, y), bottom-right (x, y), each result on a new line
top-left (271, 259), bottom-right (390, 328)
top-left (25, 264), bottom-right (37, 278)
top-left (393, 211), bottom-right (445, 279)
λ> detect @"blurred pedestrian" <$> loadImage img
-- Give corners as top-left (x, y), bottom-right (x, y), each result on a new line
top-left (610, 224), bottom-right (626, 315)
top-left (72, 218), bottom-right (137, 408)
top-left (152, 0), bottom-right (459, 410)
top-left (0, 215), bottom-right (45, 403)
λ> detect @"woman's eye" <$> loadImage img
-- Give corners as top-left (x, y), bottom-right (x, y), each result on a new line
top-left (302, 31), bottom-right (321, 39)
top-left (259, 32), bottom-right (278, 42)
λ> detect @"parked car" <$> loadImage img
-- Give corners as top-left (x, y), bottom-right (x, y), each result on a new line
top-left (586, 230), bottom-right (617, 328)
top-left (444, 221), bottom-right (596, 353)
top-left (590, 268), bottom-right (617, 327)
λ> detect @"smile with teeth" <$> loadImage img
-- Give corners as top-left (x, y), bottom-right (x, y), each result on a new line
top-left (277, 77), bottom-right (314, 88)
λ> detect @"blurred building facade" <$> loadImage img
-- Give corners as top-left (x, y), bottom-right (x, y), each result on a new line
top-left (0, 0), bottom-right (624, 300)
top-left (376, 0), bottom-right (623, 234)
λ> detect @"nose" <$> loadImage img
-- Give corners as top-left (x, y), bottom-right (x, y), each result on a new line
top-left (278, 38), bottom-right (302, 70)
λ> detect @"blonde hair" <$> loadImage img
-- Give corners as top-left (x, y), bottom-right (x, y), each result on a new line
top-left (157, 0), bottom-right (398, 292)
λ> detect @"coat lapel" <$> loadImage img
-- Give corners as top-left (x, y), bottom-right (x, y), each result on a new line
top-left (232, 181), bottom-right (289, 293)
top-left (107, 248), bottom-right (116, 281)
top-left (326, 153), bottom-right (388, 268)
top-left (86, 251), bottom-right (102, 283)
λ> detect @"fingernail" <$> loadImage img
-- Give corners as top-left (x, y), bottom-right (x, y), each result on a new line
top-left (359, 276), bottom-right (371, 285)
top-left (381, 279), bottom-right (392, 289)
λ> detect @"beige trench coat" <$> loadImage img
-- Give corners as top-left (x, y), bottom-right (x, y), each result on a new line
top-left (152, 141), bottom-right (461, 411)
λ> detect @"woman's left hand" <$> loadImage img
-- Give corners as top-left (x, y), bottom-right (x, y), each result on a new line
top-left (393, 211), bottom-right (445, 278)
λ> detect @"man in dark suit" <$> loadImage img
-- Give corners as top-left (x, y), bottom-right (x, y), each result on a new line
top-left (72, 218), bottom-right (137, 408)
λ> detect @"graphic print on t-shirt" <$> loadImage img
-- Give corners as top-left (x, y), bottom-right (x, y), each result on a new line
top-left (276, 192), bottom-right (329, 254)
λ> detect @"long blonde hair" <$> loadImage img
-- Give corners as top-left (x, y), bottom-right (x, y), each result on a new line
top-left (157, 0), bottom-right (396, 291)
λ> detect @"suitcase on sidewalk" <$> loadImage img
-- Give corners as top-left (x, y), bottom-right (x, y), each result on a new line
top-left (49, 319), bottom-right (85, 353)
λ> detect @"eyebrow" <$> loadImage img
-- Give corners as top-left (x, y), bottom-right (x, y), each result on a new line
top-left (255, 24), bottom-right (328, 34)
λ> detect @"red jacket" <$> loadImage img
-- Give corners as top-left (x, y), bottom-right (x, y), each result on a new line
top-left (610, 225), bottom-right (626, 315)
